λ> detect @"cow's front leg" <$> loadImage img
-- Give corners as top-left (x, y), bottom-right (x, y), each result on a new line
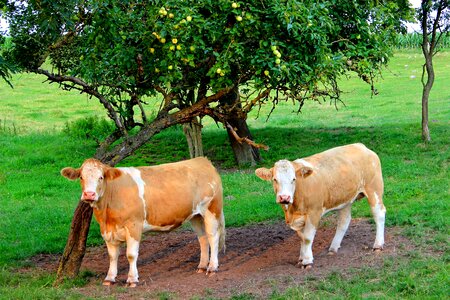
top-left (104, 241), bottom-right (120, 285)
top-left (295, 230), bottom-right (306, 266)
top-left (299, 217), bottom-right (317, 268)
top-left (125, 236), bottom-right (140, 287)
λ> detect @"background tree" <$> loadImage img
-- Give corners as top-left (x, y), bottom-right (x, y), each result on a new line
top-left (417, 0), bottom-right (449, 142)
top-left (4, 0), bottom-right (411, 282)
top-left (0, 0), bottom-right (14, 87)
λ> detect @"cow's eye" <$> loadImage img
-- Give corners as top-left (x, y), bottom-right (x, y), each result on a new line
top-left (273, 178), bottom-right (277, 183)
top-left (99, 176), bottom-right (104, 180)
top-left (292, 178), bottom-right (296, 182)
top-left (79, 176), bottom-right (83, 180)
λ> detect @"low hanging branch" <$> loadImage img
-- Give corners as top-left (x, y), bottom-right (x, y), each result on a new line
top-left (225, 122), bottom-right (269, 151)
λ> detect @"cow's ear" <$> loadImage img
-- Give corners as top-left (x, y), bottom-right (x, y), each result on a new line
top-left (61, 167), bottom-right (80, 180)
top-left (294, 162), bottom-right (313, 178)
top-left (294, 159), bottom-right (313, 178)
top-left (255, 167), bottom-right (273, 181)
top-left (105, 168), bottom-right (122, 180)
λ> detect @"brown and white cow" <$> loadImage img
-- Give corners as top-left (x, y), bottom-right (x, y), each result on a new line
top-left (255, 143), bottom-right (385, 268)
top-left (61, 157), bottom-right (225, 286)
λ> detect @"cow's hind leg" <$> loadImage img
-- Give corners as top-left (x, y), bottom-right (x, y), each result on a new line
top-left (329, 204), bottom-right (352, 254)
top-left (104, 241), bottom-right (120, 285)
top-left (190, 215), bottom-right (210, 272)
top-left (366, 188), bottom-right (386, 251)
top-left (204, 209), bottom-right (221, 274)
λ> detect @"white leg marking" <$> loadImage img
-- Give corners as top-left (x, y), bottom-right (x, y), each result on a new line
top-left (119, 167), bottom-right (147, 219)
top-left (204, 210), bottom-right (220, 273)
top-left (104, 241), bottom-right (120, 283)
top-left (371, 192), bottom-right (386, 249)
top-left (301, 218), bottom-right (317, 265)
top-left (329, 204), bottom-right (352, 253)
top-left (190, 216), bottom-right (209, 270)
top-left (126, 236), bottom-right (140, 284)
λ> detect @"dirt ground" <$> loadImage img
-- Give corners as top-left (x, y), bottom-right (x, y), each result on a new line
top-left (29, 218), bottom-right (410, 299)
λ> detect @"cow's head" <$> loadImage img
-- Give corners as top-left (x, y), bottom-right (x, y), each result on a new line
top-left (61, 159), bottom-right (122, 205)
top-left (255, 159), bottom-right (313, 205)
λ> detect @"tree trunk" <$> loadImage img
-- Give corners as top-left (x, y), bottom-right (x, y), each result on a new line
top-left (421, 84), bottom-right (431, 142)
top-left (183, 117), bottom-right (204, 158)
top-left (225, 117), bottom-right (260, 166)
top-left (54, 201), bottom-right (93, 285)
top-left (220, 87), bottom-right (261, 166)
top-left (420, 4), bottom-right (434, 143)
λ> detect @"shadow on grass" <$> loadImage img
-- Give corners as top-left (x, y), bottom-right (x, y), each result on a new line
top-left (125, 122), bottom-right (446, 169)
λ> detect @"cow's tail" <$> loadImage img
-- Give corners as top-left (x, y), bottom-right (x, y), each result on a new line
top-left (218, 210), bottom-right (226, 253)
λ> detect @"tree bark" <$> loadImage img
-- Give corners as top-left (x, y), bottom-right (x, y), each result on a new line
top-left (220, 87), bottom-right (261, 166)
top-left (54, 201), bottom-right (93, 285)
top-left (183, 117), bottom-right (204, 158)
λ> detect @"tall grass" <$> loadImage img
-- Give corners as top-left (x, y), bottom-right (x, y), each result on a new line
top-left (0, 49), bottom-right (449, 298)
top-left (396, 32), bottom-right (450, 49)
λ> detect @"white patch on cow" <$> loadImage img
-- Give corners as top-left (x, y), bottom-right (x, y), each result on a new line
top-left (118, 167), bottom-right (146, 218)
top-left (274, 160), bottom-right (296, 202)
top-left (142, 220), bottom-right (174, 232)
top-left (81, 164), bottom-right (104, 200)
top-left (294, 159), bottom-right (314, 169)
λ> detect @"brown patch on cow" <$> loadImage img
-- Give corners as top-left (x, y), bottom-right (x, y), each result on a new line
top-left (22, 218), bottom-right (415, 299)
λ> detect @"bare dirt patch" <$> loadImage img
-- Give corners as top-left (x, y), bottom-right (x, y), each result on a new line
top-left (28, 218), bottom-right (411, 299)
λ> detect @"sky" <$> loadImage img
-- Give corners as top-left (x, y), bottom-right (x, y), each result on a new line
top-left (0, 1), bottom-right (423, 35)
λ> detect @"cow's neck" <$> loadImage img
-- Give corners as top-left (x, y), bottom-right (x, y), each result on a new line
top-left (91, 192), bottom-right (113, 228)
top-left (283, 196), bottom-right (307, 225)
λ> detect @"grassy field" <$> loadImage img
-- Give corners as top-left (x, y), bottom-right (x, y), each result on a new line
top-left (0, 49), bottom-right (449, 299)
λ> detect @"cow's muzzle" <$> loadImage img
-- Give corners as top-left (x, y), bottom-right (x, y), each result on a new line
top-left (82, 191), bottom-right (97, 202)
top-left (277, 195), bottom-right (291, 204)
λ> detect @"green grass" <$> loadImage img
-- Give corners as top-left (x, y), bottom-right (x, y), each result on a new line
top-left (0, 49), bottom-right (449, 299)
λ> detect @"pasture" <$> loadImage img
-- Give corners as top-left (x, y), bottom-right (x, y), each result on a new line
top-left (0, 49), bottom-right (449, 299)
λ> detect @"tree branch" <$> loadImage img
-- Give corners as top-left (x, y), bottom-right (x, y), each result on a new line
top-left (34, 69), bottom-right (127, 136)
top-left (225, 123), bottom-right (269, 151)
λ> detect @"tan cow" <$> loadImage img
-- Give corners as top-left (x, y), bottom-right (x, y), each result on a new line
top-left (61, 157), bottom-right (225, 286)
top-left (255, 143), bottom-right (385, 268)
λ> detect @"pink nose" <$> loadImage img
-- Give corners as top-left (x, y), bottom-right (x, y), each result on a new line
top-left (82, 191), bottom-right (96, 201)
top-left (278, 195), bottom-right (291, 204)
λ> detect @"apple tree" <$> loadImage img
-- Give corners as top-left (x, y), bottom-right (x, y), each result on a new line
top-left (4, 0), bottom-right (411, 282)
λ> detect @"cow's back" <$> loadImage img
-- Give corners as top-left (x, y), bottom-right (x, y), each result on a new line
top-left (138, 157), bottom-right (222, 229)
top-left (298, 143), bottom-right (382, 209)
